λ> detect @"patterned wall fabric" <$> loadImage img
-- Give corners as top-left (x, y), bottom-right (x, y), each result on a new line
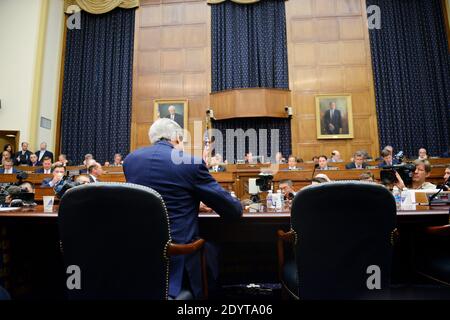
top-left (61, 8), bottom-right (135, 164)
top-left (367, 0), bottom-right (450, 157)
top-left (211, 0), bottom-right (289, 92)
top-left (211, 117), bottom-right (292, 163)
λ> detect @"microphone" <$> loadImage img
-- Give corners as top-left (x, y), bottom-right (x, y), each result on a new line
top-left (428, 176), bottom-right (450, 205)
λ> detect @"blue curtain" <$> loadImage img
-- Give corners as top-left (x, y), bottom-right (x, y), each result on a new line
top-left (367, 0), bottom-right (450, 157)
top-left (60, 8), bottom-right (135, 164)
top-left (211, 0), bottom-right (289, 92)
top-left (211, 117), bottom-right (292, 163)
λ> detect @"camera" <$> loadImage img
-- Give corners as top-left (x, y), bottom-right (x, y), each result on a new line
top-left (256, 174), bottom-right (273, 192)
top-left (285, 106), bottom-right (293, 117)
top-left (380, 163), bottom-right (416, 186)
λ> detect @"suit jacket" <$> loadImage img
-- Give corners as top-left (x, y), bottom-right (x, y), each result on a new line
top-left (378, 159), bottom-right (400, 168)
top-left (36, 168), bottom-right (52, 174)
top-left (323, 109), bottom-right (342, 134)
top-left (209, 165), bottom-right (226, 173)
top-left (345, 162), bottom-right (368, 169)
top-left (166, 113), bottom-right (184, 128)
top-left (0, 168), bottom-right (18, 174)
top-left (35, 150), bottom-right (54, 163)
top-left (14, 151), bottom-right (33, 165)
top-left (124, 140), bottom-right (242, 298)
top-left (41, 178), bottom-right (65, 193)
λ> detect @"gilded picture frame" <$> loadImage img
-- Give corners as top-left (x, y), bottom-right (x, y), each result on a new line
top-left (315, 94), bottom-right (354, 139)
top-left (153, 99), bottom-right (188, 129)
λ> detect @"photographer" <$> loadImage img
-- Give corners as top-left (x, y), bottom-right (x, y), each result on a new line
top-left (394, 159), bottom-right (437, 191)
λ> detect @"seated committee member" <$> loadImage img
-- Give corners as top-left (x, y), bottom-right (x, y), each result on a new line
top-left (394, 159), bottom-right (437, 190)
top-left (35, 142), bottom-right (54, 163)
top-left (346, 151), bottom-right (368, 169)
top-left (287, 155), bottom-right (302, 170)
top-left (28, 154), bottom-right (40, 167)
top-left (88, 162), bottom-right (103, 182)
top-left (378, 149), bottom-right (400, 168)
top-left (0, 160), bottom-right (17, 174)
top-left (317, 155), bottom-right (335, 170)
top-left (36, 157), bottom-right (52, 174)
top-left (417, 148), bottom-right (428, 160)
top-left (54, 154), bottom-right (72, 167)
top-left (244, 152), bottom-right (257, 164)
top-left (14, 142), bottom-right (33, 165)
top-left (209, 154), bottom-right (226, 173)
top-left (330, 150), bottom-right (343, 162)
top-left (41, 164), bottom-right (66, 193)
top-left (359, 171), bottom-right (375, 182)
top-left (124, 118), bottom-right (242, 300)
top-left (111, 153), bottom-right (124, 166)
top-left (80, 158), bottom-right (96, 174)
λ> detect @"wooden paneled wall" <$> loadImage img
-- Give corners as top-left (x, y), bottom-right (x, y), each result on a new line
top-left (131, 0), bottom-right (211, 156)
top-left (286, 0), bottom-right (380, 161)
top-left (131, 0), bottom-right (380, 161)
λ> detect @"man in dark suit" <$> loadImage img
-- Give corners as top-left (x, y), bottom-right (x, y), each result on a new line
top-left (41, 164), bottom-right (66, 194)
top-left (35, 157), bottom-right (53, 174)
top-left (124, 118), bottom-right (242, 299)
top-left (88, 162), bottom-right (103, 182)
top-left (165, 105), bottom-right (184, 128)
top-left (323, 102), bottom-right (342, 135)
top-left (14, 142), bottom-right (33, 165)
top-left (345, 151), bottom-right (368, 169)
top-left (0, 160), bottom-right (17, 174)
top-left (378, 149), bottom-right (400, 168)
top-left (35, 142), bottom-right (54, 163)
top-left (28, 154), bottom-right (40, 167)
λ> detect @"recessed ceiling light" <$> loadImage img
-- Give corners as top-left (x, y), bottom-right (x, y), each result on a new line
top-left (5, 134), bottom-right (15, 138)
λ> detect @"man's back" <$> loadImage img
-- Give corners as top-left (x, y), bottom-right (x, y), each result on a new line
top-left (124, 140), bottom-right (242, 298)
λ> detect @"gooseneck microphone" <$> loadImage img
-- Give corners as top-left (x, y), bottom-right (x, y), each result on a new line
top-left (428, 177), bottom-right (450, 205)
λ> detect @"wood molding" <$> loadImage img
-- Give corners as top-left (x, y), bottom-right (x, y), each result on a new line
top-left (443, 0), bottom-right (450, 51)
top-left (209, 88), bottom-right (291, 119)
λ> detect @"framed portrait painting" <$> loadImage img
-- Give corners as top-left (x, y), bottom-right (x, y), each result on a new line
top-left (315, 94), bottom-right (354, 139)
top-left (154, 99), bottom-right (188, 129)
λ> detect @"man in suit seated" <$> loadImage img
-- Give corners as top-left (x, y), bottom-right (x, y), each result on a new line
top-left (279, 179), bottom-right (296, 200)
top-left (244, 152), bottom-right (257, 164)
top-left (124, 118), bottom-right (242, 300)
top-left (317, 155), bottom-right (336, 170)
top-left (41, 164), bottom-right (66, 194)
top-left (35, 142), bottom-right (54, 163)
top-left (346, 151), bottom-right (368, 169)
top-left (88, 162), bottom-right (103, 182)
top-left (105, 153), bottom-right (124, 167)
top-left (287, 155), bottom-right (302, 170)
top-left (330, 150), bottom-right (343, 162)
top-left (394, 159), bottom-right (436, 190)
top-left (0, 160), bottom-right (17, 174)
top-left (54, 154), bottom-right (72, 167)
top-left (36, 157), bottom-right (52, 174)
top-left (378, 149), bottom-right (400, 168)
top-left (14, 142), bottom-right (33, 165)
top-left (209, 154), bottom-right (226, 173)
top-left (28, 154), bottom-right (40, 167)
top-left (79, 158), bottom-right (96, 174)
top-left (443, 165), bottom-right (450, 191)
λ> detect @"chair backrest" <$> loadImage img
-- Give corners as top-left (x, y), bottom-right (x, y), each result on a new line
top-left (291, 181), bottom-right (396, 299)
top-left (58, 182), bottom-right (171, 299)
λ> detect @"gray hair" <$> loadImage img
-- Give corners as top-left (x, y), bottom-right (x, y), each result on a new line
top-left (149, 118), bottom-right (183, 144)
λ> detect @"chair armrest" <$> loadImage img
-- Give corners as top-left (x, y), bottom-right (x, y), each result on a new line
top-left (277, 229), bottom-right (296, 243)
top-left (425, 225), bottom-right (450, 237)
top-left (277, 229), bottom-right (296, 282)
top-left (168, 238), bottom-right (205, 256)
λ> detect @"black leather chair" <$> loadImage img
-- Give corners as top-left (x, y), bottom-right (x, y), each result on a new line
top-left (58, 182), bottom-right (207, 300)
top-left (278, 181), bottom-right (397, 299)
top-left (413, 224), bottom-right (450, 286)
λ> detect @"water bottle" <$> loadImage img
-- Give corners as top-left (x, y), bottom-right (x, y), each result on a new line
top-left (393, 189), bottom-right (401, 210)
top-left (275, 190), bottom-right (283, 211)
top-left (267, 190), bottom-right (274, 209)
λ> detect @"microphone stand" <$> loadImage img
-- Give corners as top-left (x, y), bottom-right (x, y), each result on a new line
top-left (428, 177), bottom-right (449, 206)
